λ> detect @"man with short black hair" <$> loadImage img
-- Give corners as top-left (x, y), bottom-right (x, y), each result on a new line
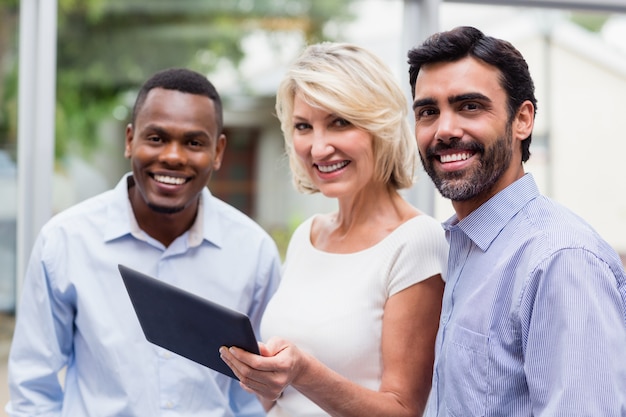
top-left (7, 68), bottom-right (281, 417)
top-left (409, 26), bottom-right (626, 416)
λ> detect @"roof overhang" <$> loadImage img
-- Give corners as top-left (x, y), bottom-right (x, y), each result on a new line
top-left (446, 0), bottom-right (626, 13)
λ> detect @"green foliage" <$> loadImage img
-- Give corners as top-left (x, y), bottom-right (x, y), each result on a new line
top-left (0, 3), bottom-right (18, 155)
top-left (0, 0), bottom-right (356, 159)
top-left (268, 212), bottom-right (305, 260)
top-left (0, 62), bottom-right (18, 156)
top-left (52, 0), bottom-right (355, 159)
top-left (569, 12), bottom-right (610, 33)
top-left (55, 73), bottom-right (124, 158)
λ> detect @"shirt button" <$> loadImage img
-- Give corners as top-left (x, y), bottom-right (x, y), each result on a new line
top-left (164, 401), bottom-right (174, 409)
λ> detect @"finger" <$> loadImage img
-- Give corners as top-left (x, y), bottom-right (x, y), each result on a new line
top-left (219, 346), bottom-right (263, 384)
top-left (221, 346), bottom-right (288, 399)
top-left (258, 341), bottom-right (271, 357)
top-left (228, 346), bottom-right (280, 372)
top-left (219, 347), bottom-right (246, 380)
top-left (220, 347), bottom-right (274, 390)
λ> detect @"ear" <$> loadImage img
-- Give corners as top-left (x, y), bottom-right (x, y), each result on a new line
top-left (212, 134), bottom-right (227, 170)
top-left (124, 123), bottom-right (134, 159)
top-left (513, 100), bottom-right (534, 142)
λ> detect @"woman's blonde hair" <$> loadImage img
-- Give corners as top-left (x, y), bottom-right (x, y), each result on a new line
top-left (276, 42), bottom-right (417, 194)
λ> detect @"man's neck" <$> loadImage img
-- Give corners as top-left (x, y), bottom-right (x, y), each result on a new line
top-left (127, 179), bottom-right (200, 247)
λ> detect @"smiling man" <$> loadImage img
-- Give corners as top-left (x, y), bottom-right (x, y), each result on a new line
top-left (6, 68), bottom-right (282, 417)
top-left (408, 26), bottom-right (626, 417)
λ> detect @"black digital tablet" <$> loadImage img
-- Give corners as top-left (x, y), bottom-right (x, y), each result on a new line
top-left (118, 264), bottom-right (259, 379)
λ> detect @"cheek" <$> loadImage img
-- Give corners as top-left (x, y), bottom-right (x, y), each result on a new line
top-left (194, 152), bottom-right (218, 171)
top-left (414, 129), bottom-right (432, 153)
top-left (129, 144), bottom-right (160, 165)
top-left (129, 153), bottom-right (144, 175)
top-left (292, 137), bottom-right (310, 160)
top-left (126, 146), bottom-right (144, 164)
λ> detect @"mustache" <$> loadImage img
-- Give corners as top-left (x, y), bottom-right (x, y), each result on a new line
top-left (424, 140), bottom-right (484, 159)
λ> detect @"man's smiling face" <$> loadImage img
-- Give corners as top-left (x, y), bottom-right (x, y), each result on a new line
top-left (413, 56), bottom-right (523, 209)
top-left (125, 87), bottom-right (225, 216)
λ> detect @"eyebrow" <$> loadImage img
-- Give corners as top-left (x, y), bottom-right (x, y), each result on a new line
top-left (140, 125), bottom-right (169, 137)
top-left (452, 93), bottom-right (491, 104)
top-left (412, 92), bottom-right (492, 110)
top-left (142, 125), bottom-right (210, 140)
top-left (292, 112), bottom-right (340, 122)
top-left (412, 98), bottom-right (435, 110)
top-left (183, 130), bottom-right (211, 140)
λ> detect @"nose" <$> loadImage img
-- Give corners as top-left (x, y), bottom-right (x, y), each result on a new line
top-left (435, 110), bottom-right (463, 142)
top-left (310, 130), bottom-right (334, 160)
top-left (159, 141), bottom-right (186, 166)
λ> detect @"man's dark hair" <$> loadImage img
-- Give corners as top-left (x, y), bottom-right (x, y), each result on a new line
top-left (130, 68), bottom-right (223, 134)
top-left (408, 26), bottom-right (537, 162)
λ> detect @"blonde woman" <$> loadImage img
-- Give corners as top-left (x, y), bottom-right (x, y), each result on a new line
top-left (220, 42), bottom-right (448, 417)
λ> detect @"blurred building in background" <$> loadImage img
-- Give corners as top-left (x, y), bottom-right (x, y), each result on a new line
top-left (1, 0), bottom-right (626, 312)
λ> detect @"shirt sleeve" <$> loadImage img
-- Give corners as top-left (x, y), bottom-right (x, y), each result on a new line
top-left (387, 216), bottom-right (448, 297)
top-left (6, 233), bottom-right (73, 417)
top-left (522, 248), bottom-right (626, 416)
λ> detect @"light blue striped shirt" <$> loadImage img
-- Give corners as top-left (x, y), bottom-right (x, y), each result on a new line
top-left (6, 174), bottom-right (282, 417)
top-left (425, 173), bottom-right (626, 417)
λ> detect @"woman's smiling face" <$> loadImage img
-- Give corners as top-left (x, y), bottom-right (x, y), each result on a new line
top-left (291, 94), bottom-right (377, 200)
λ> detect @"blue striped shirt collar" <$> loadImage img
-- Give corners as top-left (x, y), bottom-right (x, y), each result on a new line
top-left (443, 173), bottom-right (540, 251)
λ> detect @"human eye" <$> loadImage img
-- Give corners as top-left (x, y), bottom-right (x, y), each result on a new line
top-left (294, 122), bottom-right (311, 131)
top-left (187, 138), bottom-right (204, 148)
top-left (332, 117), bottom-right (352, 128)
top-left (146, 134), bottom-right (163, 143)
top-left (415, 107), bottom-right (438, 120)
top-left (461, 101), bottom-right (482, 111)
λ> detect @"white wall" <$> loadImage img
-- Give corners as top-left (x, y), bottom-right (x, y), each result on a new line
top-left (548, 24), bottom-right (626, 253)
top-left (429, 6), bottom-right (626, 255)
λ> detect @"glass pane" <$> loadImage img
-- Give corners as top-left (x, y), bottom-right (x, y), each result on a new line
top-left (0, 148), bottom-right (16, 313)
top-left (0, 3), bottom-right (19, 313)
top-left (1, 0), bottom-right (19, 411)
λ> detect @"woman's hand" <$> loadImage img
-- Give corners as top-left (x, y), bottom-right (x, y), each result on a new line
top-left (219, 337), bottom-right (308, 401)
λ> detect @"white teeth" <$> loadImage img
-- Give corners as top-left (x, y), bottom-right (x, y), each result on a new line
top-left (317, 161), bottom-right (349, 173)
top-left (154, 174), bottom-right (186, 185)
top-left (440, 153), bottom-right (471, 163)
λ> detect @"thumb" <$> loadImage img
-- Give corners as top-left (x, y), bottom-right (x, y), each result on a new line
top-left (257, 341), bottom-right (273, 357)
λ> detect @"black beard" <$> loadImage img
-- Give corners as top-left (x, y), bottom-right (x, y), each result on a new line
top-left (420, 128), bottom-right (513, 201)
top-left (147, 202), bottom-right (186, 214)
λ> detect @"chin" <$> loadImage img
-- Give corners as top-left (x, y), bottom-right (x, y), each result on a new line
top-left (147, 202), bottom-right (186, 214)
top-left (318, 188), bottom-right (344, 199)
